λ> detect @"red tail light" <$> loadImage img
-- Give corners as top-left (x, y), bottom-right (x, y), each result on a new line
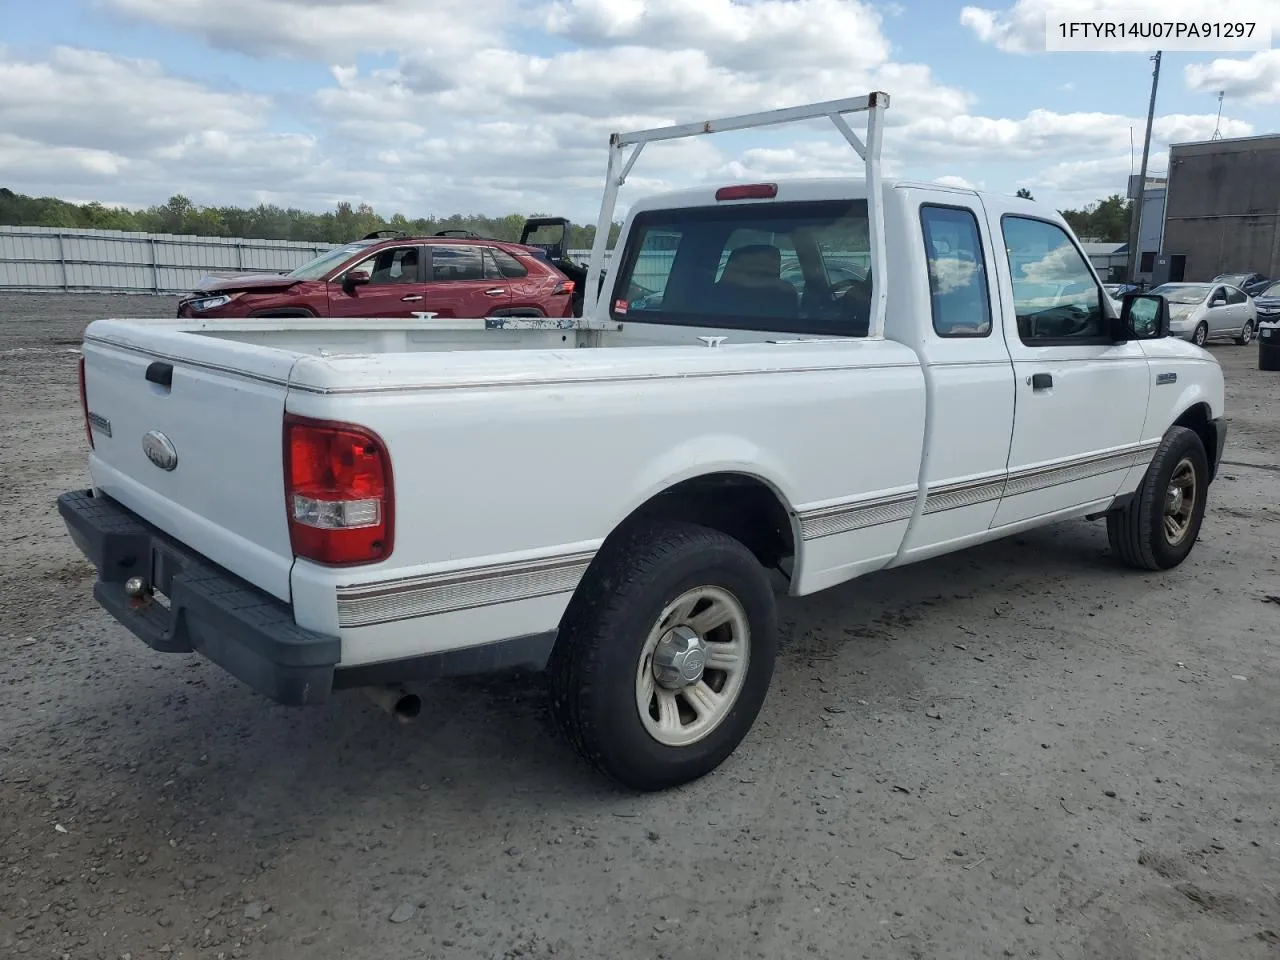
top-left (78, 355), bottom-right (94, 449)
top-left (552, 279), bottom-right (576, 296)
top-left (284, 414), bottom-right (394, 566)
top-left (715, 183), bottom-right (778, 201)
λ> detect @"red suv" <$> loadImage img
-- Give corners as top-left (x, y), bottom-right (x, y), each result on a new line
top-left (177, 221), bottom-right (584, 320)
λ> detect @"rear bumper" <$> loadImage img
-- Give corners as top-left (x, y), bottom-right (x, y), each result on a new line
top-left (57, 488), bottom-right (339, 705)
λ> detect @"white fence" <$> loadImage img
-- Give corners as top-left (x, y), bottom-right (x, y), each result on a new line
top-left (0, 226), bottom-right (339, 295)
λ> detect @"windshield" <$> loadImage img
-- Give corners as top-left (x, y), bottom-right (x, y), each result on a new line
top-left (288, 241), bottom-right (376, 280)
top-left (1260, 281), bottom-right (1280, 298)
top-left (1152, 283), bottom-right (1211, 305)
top-left (1212, 273), bottom-right (1248, 287)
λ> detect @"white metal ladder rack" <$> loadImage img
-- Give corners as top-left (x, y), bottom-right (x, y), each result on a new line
top-left (580, 91), bottom-right (891, 338)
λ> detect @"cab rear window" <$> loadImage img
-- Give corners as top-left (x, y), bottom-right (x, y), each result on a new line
top-left (609, 200), bottom-right (873, 337)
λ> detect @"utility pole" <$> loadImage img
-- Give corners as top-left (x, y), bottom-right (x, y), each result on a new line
top-left (1127, 50), bottom-right (1161, 285)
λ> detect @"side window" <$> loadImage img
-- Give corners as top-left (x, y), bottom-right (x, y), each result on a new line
top-left (920, 205), bottom-right (992, 338)
top-left (1002, 216), bottom-right (1106, 344)
top-left (1208, 285), bottom-right (1227, 306)
top-left (430, 245), bottom-right (485, 282)
top-left (488, 248), bottom-right (529, 279)
top-left (1226, 286), bottom-right (1246, 305)
top-left (354, 246), bottom-right (421, 285)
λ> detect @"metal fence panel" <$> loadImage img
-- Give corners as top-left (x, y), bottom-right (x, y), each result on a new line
top-left (0, 226), bottom-right (338, 294)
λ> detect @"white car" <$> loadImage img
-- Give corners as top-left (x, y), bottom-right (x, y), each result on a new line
top-left (1151, 281), bottom-right (1257, 346)
top-left (58, 93), bottom-right (1227, 792)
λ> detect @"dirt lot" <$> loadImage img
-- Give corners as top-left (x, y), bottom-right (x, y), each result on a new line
top-left (1, 293), bottom-right (1277, 960)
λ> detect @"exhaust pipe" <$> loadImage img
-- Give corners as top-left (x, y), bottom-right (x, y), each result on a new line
top-left (363, 685), bottom-right (422, 723)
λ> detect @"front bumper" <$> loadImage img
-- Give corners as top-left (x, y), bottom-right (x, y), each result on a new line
top-left (58, 489), bottom-right (339, 705)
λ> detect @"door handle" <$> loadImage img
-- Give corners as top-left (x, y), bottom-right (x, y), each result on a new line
top-left (1030, 373), bottom-right (1053, 390)
top-left (484, 288), bottom-right (506, 296)
top-left (401, 295), bottom-right (424, 302)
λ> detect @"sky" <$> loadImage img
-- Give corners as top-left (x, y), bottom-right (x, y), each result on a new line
top-left (1, 0), bottom-right (1277, 224)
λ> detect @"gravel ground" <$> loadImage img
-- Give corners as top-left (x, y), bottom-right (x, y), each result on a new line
top-left (1, 293), bottom-right (1278, 960)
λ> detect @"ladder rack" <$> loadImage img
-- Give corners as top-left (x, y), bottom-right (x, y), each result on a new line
top-left (581, 92), bottom-right (891, 337)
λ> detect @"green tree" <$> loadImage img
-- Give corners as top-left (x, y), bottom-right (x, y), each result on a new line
top-left (1060, 194), bottom-right (1132, 243)
top-left (0, 185), bottom-right (630, 252)
top-left (1015, 187), bottom-right (1034, 200)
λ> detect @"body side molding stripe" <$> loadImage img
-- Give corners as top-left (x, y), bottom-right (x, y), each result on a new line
top-left (340, 440), bottom-right (1163, 625)
top-left (336, 550), bottom-right (597, 628)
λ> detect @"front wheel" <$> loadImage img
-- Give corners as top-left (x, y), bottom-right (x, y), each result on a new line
top-left (549, 521), bottom-right (777, 791)
top-left (1106, 426), bottom-right (1209, 570)
top-left (1236, 320), bottom-right (1255, 345)
top-left (1192, 322), bottom-right (1209, 346)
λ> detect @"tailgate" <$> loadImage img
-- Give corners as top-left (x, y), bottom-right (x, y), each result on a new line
top-left (81, 323), bottom-right (299, 601)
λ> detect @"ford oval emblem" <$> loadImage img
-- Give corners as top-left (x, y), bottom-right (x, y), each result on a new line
top-left (142, 431), bottom-right (179, 471)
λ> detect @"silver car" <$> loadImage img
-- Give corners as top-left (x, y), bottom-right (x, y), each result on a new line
top-left (1150, 282), bottom-right (1258, 346)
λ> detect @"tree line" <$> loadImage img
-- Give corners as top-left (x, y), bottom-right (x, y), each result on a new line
top-left (1016, 187), bottom-right (1132, 243)
top-left (1, 185), bottom-right (1130, 247)
top-left (0, 188), bottom-right (621, 249)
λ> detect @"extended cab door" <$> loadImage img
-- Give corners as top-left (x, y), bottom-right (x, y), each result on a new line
top-left (329, 245), bottom-right (430, 318)
top-left (986, 208), bottom-right (1150, 528)
top-left (422, 244), bottom-right (512, 317)
top-left (892, 194), bottom-right (1015, 565)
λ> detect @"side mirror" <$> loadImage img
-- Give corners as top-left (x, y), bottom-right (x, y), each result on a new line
top-left (1118, 293), bottom-right (1168, 340)
top-left (343, 267), bottom-right (372, 292)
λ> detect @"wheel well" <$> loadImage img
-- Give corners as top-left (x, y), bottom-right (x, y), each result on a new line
top-left (610, 473), bottom-right (796, 571)
top-left (1173, 403), bottom-right (1218, 478)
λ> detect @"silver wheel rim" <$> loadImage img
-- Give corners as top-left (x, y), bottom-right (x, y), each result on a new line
top-left (1193, 324), bottom-right (1207, 345)
top-left (1163, 456), bottom-right (1197, 546)
top-left (635, 586), bottom-right (750, 748)
top-left (1242, 322), bottom-right (1254, 344)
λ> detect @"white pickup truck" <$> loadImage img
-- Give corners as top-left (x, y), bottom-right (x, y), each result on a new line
top-left (60, 93), bottom-right (1227, 792)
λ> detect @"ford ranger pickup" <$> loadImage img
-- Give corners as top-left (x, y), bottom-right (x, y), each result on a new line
top-left (58, 93), bottom-right (1227, 792)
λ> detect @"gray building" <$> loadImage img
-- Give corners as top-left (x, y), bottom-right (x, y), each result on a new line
top-left (1129, 176), bottom-right (1167, 285)
top-left (1081, 241), bottom-right (1128, 282)
top-left (1158, 133), bottom-right (1280, 283)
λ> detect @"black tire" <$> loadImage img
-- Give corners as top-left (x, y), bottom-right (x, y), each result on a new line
top-left (1235, 320), bottom-right (1254, 345)
top-left (1192, 322), bottom-right (1208, 346)
top-left (1106, 426), bottom-right (1209, 571)
top-left (549, 521), bottom-right (777, 792)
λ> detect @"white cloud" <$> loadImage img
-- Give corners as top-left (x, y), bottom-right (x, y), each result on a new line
top-left (3, 0), bottom-right (1269, 225)
top-left (0, 46), bottom-right (266, 153)
top-left (543, 0), bottom-right (892, 72)
top-left (960, 0), bottom-right (1278, 53)
top-left (0, 134), bottom-right (132, 180)
top-left (1021, 109), bottom-right (1254, 204)
top-left (100, 0), bottom-right (512, 60)
top-left (934, 175), bottom-right (978, 189)
top-left (1185, 50), bottom-right (1280, 102)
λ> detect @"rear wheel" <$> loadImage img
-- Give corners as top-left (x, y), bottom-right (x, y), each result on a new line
top-left (1192, 322), bottom-right (1209, 346)
top-left (1106, 426), bottom-right (1208, 570)
top-left (549, 521), bottom-right (777, 792)
top-left (1235, 320), bottom-right (1255, 345)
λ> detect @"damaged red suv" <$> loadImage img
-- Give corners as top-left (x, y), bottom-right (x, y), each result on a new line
top-left (177, 220), bottom-right (584, 320)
